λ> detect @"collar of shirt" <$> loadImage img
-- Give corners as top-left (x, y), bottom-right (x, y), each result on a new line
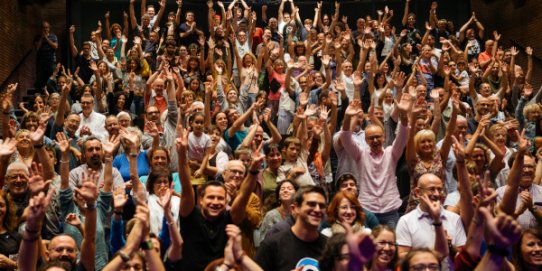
top-left (415, 205), bottom-right (446, 221)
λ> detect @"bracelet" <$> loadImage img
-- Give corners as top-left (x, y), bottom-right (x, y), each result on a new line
top-left (129, 152), bottom-right (138, 158)
top-left (117, 251), bottom-right (131, 262)
top-left (60, 160), bottom-right (70, 164)
top-left (25, 226), bottom-right (39, 234)
top-left (235, 251), bottom-right (246, 264)
top-left (487, 245), bottom-right (509, 257)
top-left (34, 143), bottom-right (44, 149)
top-left (86, 203), bottom-right (96, 210)
top-left (22, 233), bottom-right (40, 242)
top-left (166, 220), bottom-right (176, 226)
top-left (432, 222), bottom-right (443, 227)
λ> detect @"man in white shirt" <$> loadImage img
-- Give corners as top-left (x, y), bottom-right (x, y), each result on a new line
top-left (396, 173), bottom-right (466, 270)
top-left (77, 94), bottom-right (108, 141)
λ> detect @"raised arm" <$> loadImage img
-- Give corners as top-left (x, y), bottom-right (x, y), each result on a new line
top-left (74, 170), bottom-right (100, 271)
top-left (499, 130), bottom-right (529, 215)
top-left (69, 25), bottom-right (78, 58)
top-left (402, 0), bottom-right (411, 26)
top-left (525, 47), bottom-right (533, 83)
top-left (230, 144), bottom-right (264, 224)
top-left (227, 99), bottom-right (263, 139)
top-left (177, 122), bottom-right (194, 217)
top-left (129, 0), bottom-right (138, 30)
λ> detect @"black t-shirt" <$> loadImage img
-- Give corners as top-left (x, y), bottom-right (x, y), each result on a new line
top-left (255, 228), bottom-right (328, 271)
top-left (74, 54), bottom-right (93, 84)
top-left (178, 206), bottom-right (232, 271)
top-left (0, 231), bottom-right (21, 271)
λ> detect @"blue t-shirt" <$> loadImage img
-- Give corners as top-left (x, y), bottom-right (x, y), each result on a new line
top-left (112, 151), bottom-right (150, 181)
top-left (224, 128), bottom-right (248, 151)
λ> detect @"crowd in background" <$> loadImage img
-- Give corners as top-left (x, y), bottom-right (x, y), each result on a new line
top-left (5, 0), bottom-right (542, 270)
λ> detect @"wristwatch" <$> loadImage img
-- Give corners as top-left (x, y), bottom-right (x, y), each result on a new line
top-left (140, 239), bottom-right (154, 250)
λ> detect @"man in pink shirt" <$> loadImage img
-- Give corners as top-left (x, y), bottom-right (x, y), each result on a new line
top-left (339, 95), bottom-right (412, 228)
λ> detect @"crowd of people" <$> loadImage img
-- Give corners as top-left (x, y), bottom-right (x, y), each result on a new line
top-left (6, 0), bottom-right (542, 270)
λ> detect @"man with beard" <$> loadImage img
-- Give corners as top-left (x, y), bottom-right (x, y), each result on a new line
top-left (467, 97), bottom-right (493, 134)
top-left (141, 70), bottom-right (178, 170)
top-left (396, 173), bottom-right (466, 267)
top-left (17, 171), bottom-right (97, 271)
top-left (69, 136), bottom-right (124, 189)
top-left (497, 134), bottom-right (542, 229)
top-left (176, 124), bottom-right (264, 271)
top-left (255, 186), bottom-right (328, 271)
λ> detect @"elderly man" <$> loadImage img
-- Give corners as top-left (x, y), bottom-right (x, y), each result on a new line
top-left (17, 172), bottom-right (98, 271)
top-left (498, 135), bottom-right (542, 229)
top-left (76, 94), bottom-right (108, 141)
top-left (69, 136), bottom-right (124, 189)
top-left (396, 173), bottom-right (466, 270)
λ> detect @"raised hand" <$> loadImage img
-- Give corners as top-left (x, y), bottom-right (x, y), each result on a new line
top-left (392, 72), bottom-right (406, 89)
top-left (89, 61), bottom-right (98, 72)
top-left (451, 135), bottom-right (466, 161)
top-left (73, 170), bottom-right (99, 204)
top-left (157, 184), bottom-right (173, 210)
top-left (103, 135), bottom-right (120, 156)
top-left (175, 121), bottom-right (189, 152)
top-left (23, 188), bottom-right (56, 231)
top-left (55, 132), bottom-right (70, 154)
top-left (516, 129), bottom-right (531, 153)
top-left (304, 104), bottom-right (318, 117)
top-left (28, 163), bottom-right (52, 195)
top-left (344, 222), bottom-right (376, 270)
top-left (249, 141), bottom-right (265, 172)
top-left (430, 89), bottom-right (439, 102)
top-left (319, 105), bottom-right (330, 121)
top-left (352, 71), bottom-right (364, 86)
top-left (419, 194), bottom-right (441, 221)
top-left (30, 121), bottom-right (46, 145)
top-left (113, 186), bottom-right (129, 209)
top-left (526, 46), bottom-right (533, 56)
top-left (396, 93), bottom-right (413, 114)
top-left (0, 138), bottom-right (17, 157)
top-left (345, 100), bottom-right (363, 116)
top-left (65, 213), bottom-right (82, 227)
top-left (328, 91), bottom-right (338, 107)
top-left (479, 207), bottom-right (522, 248)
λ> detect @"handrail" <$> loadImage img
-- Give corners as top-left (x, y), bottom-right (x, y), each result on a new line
top-left (0, 49), bottom-right (34, 91)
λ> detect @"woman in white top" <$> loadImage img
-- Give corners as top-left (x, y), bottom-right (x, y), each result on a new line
top-left (145, 169), bottom-right (181, 235)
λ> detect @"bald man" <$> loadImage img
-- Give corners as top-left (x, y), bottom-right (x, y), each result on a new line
top-left (396, 173), bottom-right (466, 265)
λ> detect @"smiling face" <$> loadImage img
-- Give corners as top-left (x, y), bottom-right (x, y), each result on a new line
top-left (266, 147), bottom-right (282, 170)
top-left (416, 174), bottom-right (445, 206)
top-left (295, 192), bottom-right (326, 229)
top-left (374, 230), bottom-right (396, 267)
top-left (278, 181), bottom-right (295, 203)
top-left (151, 149), bottom-right (168, 171)
top-left (365, 125), bottom-right (384, 154)
top-left (200, 185), bottom-right (227, 219)
top-left (337, 198), bottom-right (357, 225)
top-left (520, 156), bottom-right (536, 188)
top-left (521, 232), bottom-right (542, 267)
top-left (6, 168), bottom-right (29, 197)
top-left (215, 112), bottom-right (228, 132)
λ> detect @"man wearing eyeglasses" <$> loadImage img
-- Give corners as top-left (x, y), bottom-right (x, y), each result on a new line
top-left (255, 185), bottom-right (328, 271)
top-left (76, 94), bottom-right (108, 141)
top-left (396, 173), bottom-right (466, 271)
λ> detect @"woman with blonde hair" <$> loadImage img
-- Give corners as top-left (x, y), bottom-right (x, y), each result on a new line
top-left (405, 99), bottom-right (458, 211)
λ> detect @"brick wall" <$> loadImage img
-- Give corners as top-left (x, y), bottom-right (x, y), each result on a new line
top-left (0, 0), bottom-right (66, 100)
top-left (471, 0), bottom-right (542, 89)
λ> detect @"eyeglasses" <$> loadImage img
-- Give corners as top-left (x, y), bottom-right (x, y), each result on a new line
top-left (338, 205), bottom-right (356, 211)
top-left (410, 263), bottom-right (439, 271)
top-left (7, 174), bottom-right (26, 181)
top-left (376, 241), bottom-right (395, 248)
top-left (336, 253), bottom-right (350, 261)
top-left (420, 187), bottom-right (445, 194)
top-left (227, 169), bottom-right (244, 176)
top-left (305, 201), bottom-right (326, 209)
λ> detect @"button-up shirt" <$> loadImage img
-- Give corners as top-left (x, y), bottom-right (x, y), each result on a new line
top-left (339, 123), bottom-right (408, 213)
top-left (77, 111), bottom-right (107, 141)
